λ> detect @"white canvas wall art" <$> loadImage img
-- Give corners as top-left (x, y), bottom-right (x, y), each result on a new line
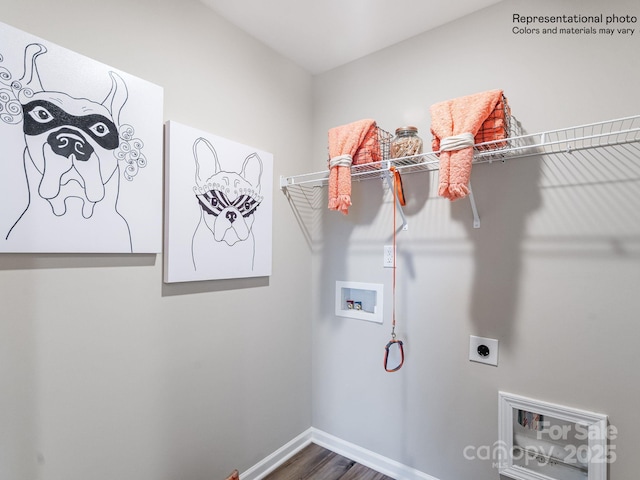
top-left (164, 121), bottom-right (273, 283)
top-left (0, 21), bottom-right (163, 253)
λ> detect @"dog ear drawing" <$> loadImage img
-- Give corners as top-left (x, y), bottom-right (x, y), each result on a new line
top-left (102, 71), bottom-right (128, 127)
top-left (193, 137), bottom-right (221, 188)
top-left (241, 152), bottom-right (263, 194)
top-left (17, 43), bottom-right (47, 103)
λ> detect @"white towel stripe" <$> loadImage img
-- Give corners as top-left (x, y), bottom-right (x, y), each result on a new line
top-left (440, 132), bottom-right (475, 152)
top-left (329, 154), bottom-right (353, 168)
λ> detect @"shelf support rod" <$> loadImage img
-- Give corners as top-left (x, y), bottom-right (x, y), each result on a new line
top-left (382, 165), bottom-right (408, 231)
top-left (468, 182), bottom-right (480, 228)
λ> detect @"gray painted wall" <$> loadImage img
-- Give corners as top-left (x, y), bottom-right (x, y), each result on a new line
top-left (1, 0), bottom-right (639, 479)
top-left (311, 0), bottom-right (639, 478)
top-left (0, 1), bottom-right (313, 479)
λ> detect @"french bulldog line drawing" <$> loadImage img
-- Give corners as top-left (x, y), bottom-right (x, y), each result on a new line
top-left (1, 43), bottom-right (146, 252)
top-left (191, 137), bottom-right (263, 272)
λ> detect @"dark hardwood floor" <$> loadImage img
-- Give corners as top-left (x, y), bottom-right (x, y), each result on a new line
top-left (263, 443), bottom-right (394, 480)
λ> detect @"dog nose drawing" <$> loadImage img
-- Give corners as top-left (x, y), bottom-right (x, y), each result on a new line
top-left (225, 211), bottom-right (237, 223)
top-left (38, 126), bottom-right (106, 205)
top-left (47, 128), bottom-right (94, 161)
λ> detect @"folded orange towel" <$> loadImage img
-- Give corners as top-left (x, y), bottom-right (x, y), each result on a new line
top-left (430, 89), bottom-right (504, 200)
top-left (327, 119), bottom-right (379, 214)
top-left (474, 97), bottom-right (509, 146)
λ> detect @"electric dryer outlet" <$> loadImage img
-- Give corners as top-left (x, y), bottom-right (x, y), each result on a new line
top-left (469, 335), bottom-right (499, 366)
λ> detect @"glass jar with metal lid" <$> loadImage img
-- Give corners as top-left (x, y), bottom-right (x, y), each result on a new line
top-left (391, 126), bottom-right (423, 161)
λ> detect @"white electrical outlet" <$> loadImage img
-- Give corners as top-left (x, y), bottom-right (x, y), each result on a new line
top-left (383, 245), bottom-right (394, 267)
top-left (469, 335), bottom-right (498, 366)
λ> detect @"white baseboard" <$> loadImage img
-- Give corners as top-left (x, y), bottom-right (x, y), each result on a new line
top-left (310, 428), bottom-right (439, 480)
top-left (239, 428), bottom-right (313, 480)
top-left (240, 427), bottom-right (439, 480)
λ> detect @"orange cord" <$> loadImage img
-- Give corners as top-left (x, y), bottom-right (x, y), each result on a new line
top-left (385, 166), bottom-right (404, 373)
top-left (391, 167), bottom-right (397, 336)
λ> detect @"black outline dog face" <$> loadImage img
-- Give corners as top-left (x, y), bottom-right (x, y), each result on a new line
top-left (21, 69), bottom-right (127, 219)
top-left (22, 89), bottom-right (123, 217)
top-left (1, 43), bottom-right (129, 220)
top-left (192, 137), bottom-right (263, 247)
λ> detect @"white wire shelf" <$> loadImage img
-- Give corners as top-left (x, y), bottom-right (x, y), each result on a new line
top-left (280, 114), bottom-right (640, 189)
top-left (280, 114), bottom-right (640, 228)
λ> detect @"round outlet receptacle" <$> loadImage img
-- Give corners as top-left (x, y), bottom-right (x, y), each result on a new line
top-left (477, 344), bottom-right (490, 357)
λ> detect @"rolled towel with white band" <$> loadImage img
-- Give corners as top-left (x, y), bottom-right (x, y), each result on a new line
top-left (329, 154), bottom-right (353, 168)
top-left (440, 132), bottom-right (475, 152)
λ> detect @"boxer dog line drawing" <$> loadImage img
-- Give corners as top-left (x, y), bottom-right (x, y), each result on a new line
top-left (1, 43), bottom-right (147, 252)
top-left (190, 137), bottom-right (263, 272)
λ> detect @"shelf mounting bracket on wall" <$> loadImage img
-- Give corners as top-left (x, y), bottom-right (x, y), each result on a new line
top-left (468, 183), bottom-right (480, 228)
